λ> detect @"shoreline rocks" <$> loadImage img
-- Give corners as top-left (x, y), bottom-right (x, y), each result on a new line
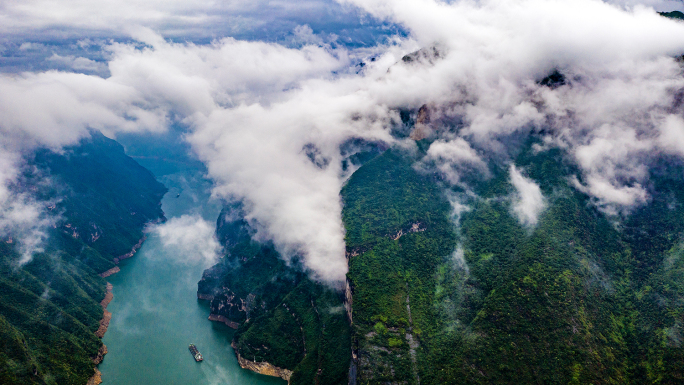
top-left (92, 345), bottom-right (108, 365)
top-left (98, 235), bottom-right (147, 278)
top-left (197, 293), bottom-right (214, 301)
top-left (95, 283), bottom-right (114, 338)
top-left (232, 342), bottom-right (293, 383)
top-left (86, 368), bottom-right (102, 385)
top-left (89, 235), bottom-right (147, 384)
top-left (208, 314), bottom-right (239, 329)
top-left (99, 266), bottom-right (120, 278)
top-left (113, 236), bottom-right (146, 264)
top-left (89, 283), bottom-right (113, 385)
top-left (95, 310), bottom-right (112, 338)
top-left (101, 283), bottom-right (114, 308)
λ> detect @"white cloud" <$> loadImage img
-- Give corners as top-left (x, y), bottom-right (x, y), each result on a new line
top-left (509, 165), bottom-right (546, 227)
top-left (18, 42), bottom-right (44, 51)
top-left (423, 138), bottom-right (489, 185)
top-left (149, 214), bottom-right (222, 267)
top-left (1, 0), bottom-right (229, 34)
top-left (293, 25), bottom-right (326, 46)
top-left (658, 114), bottom-right (684, 157)
top-left (6, 0), bottom-right (684, 280)
top-left (47, 53), bottom-right (109, 75)
top-left (0, 71), bottom-right (167, 150)
top-left (0, 149), bottom-right (55, 265)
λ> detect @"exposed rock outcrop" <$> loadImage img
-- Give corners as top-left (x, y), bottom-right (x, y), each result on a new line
top-left (232, 342), bottom-right (293, 383)
top-left (113, 236), bottom-right (146, 263)
top-left (95, 283), bottom-right (113, 338)
top-left (95, 311), bottom-right (112, 338)
top-left (208, 314), bottom-right (239, 329)
top-left (87, 343), bottom-right (107, 384)
top-left (206, 288), bottom-right (254, 324)
top-left (91, 345), bottom-right (108, 365)
top-left (86, 368), bottom-right (102, 385)
top-left (197, 293), bottom-right (214, 301)
top-left (99, 266), bottom-right (120, 278)
top-left (409, 104), bottom-right (432, 140)
top-left (391, 222), bottom-right (426, 241)
top-left (345, 279), bottom-right (353, 323)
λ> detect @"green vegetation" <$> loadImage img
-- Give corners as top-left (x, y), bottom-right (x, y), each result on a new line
top-left (31, 130), bottom-right (167, 261)
top-left (198, 205), bottom-right (350, 385)
top-left (660, 11), bottom-right (684, 20)
top-left (203, 134), bottom-right (684, 384)
top-left (0, 131), bottom-right (166, 385)
top-left (342, 148), bottom-right (457, 384)
top-left (343, 142), bottom-right (684, 384)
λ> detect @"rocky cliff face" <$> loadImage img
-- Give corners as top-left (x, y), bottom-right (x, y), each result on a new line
top-left (85, 369), bottom-right (102, 385)
top-left (207, 314), bottom-right (239, 329)
top-left (209, 289), bottom-right (253, 324)
top-left (233, 342), bottom-right (293, 383)
top-left (197, 260), bottom-right (255, 326)
top-left (91, 345), bottom-right (108, 365)
top-left (95, 283), bottom-right (114, 338)
top-left (198, 205), bottom-right (350, 385)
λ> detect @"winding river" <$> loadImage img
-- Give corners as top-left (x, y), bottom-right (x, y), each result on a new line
top-left (97, 161), bottom-right (285, 385)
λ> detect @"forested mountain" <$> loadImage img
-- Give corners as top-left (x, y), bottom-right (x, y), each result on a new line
top-left (345, 142), bottom-right (684, 384)
top-left (197, 204), bottom-right (351, 384)
top-left (201, 129), bottom-right (684, 384)
top-left (0, 131), bottom-right (166, 385)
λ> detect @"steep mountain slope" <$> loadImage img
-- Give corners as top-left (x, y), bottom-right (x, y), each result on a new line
top-left (204, 135), bottom-right (684, 385)
top-left (196, 141), bottom-right (388, 384)
top-left (343, 142), bottom-right (684, 384)
top-left (0, 131), bottom-right (166, 385)
top-left (197, 205), bottom-right (350, 385)
top-left (342, 148), bottom-right (457, 384)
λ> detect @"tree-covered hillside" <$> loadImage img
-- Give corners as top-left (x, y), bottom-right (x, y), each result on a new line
top-left (0, 131), bottom-right (166, 385)
top-left (199, 119), bottom-right (684, 384)
top-left (198, 205), bottom-right (351, 385)
top-left (202, 136), bottom-right (684, 384)
top-left (342, 148), bottom-right (458, 384)
top-left (342, 141), bottom-right (684, 384)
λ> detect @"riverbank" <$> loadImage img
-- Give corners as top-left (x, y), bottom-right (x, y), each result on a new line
top-left (96, 167), bottom-right (285, 385)
top-left (99, 236), bottom-right (148, 280)
top-left (88, 282), bottom-right (114, 385)
top-left (90, 233), bottom-right (147, 383)
top-left (114, 236), bottom-right (146, 264)
top-left (96, 283), bottom-right (114, 338)
top-left (208, 314), bottom-right (239, 329)
top-left (232, 342), bottom-right (293, 383)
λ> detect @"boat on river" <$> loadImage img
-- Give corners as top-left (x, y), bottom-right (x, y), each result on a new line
top-left (188, 344), bottom-right (203, 362)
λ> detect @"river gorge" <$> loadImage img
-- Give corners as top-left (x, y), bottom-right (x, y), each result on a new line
top-left (96, 163), bottom-right (285, 385)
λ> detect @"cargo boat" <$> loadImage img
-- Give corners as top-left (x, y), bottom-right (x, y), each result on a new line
top-left (188, 344), bottom-right (203, 362)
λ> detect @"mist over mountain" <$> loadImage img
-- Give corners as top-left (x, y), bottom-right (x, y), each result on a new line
top-left (4, 0), bottom-right (684, 384)
top-left (0, 132), bottom-right (166, 384)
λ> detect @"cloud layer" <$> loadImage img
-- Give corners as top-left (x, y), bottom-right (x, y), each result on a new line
top-left (0, 149), bottom-right (55, 264)
top-left (5, 0), bottom-right (684, 281)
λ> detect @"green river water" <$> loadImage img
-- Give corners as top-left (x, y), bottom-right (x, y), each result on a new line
top-left (97, 164), bottom-right (286, 385)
